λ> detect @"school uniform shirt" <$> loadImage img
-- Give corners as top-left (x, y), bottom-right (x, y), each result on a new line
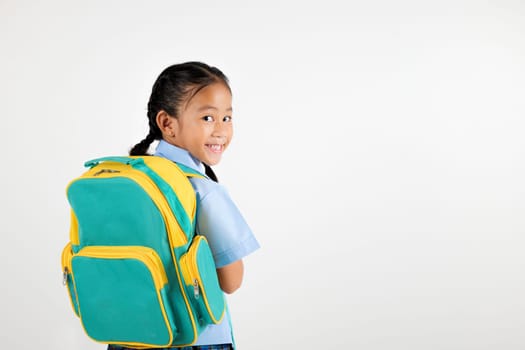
top-left (154, 140), bottom-right (260, 346)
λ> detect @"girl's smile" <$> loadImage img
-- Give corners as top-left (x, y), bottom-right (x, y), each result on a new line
top-left (207, 144), bottom-right (225, 153)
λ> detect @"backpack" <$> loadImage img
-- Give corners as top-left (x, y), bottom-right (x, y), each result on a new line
top-left (61, 155), bottom-right (226, 348)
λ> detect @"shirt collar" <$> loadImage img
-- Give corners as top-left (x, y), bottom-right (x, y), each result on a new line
top-left (154, 140), bottom-right (206, 174)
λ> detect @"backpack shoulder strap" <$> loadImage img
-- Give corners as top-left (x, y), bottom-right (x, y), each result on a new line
top-left (176, 162), bottom-right (207, 179)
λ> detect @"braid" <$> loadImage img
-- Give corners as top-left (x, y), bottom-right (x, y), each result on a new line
top-left (129, 131), bottom-right (157, 156)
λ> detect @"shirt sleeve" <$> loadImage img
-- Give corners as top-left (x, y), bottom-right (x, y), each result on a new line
top-left (195, 183), bottom-right (260, 268)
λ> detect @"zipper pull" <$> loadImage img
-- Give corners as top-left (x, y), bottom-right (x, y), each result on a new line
top-left (193, 279), bottom-right (199, 299)
top-left (63, 268), bottom-right (68, 286)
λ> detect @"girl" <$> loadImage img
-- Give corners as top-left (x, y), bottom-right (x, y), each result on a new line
top-left (108, 62), bottom-right (259, 350)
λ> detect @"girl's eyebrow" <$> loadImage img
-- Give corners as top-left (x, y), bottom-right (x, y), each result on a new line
top-left (197, 105), bottom-right (233, 112)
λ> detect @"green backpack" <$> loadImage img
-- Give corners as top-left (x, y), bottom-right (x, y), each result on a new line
top-left (61, 156), bottom-right (226, 348)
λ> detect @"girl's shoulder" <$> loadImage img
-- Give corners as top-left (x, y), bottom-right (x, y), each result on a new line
top-left (188, 176), bottom-right (229, 202)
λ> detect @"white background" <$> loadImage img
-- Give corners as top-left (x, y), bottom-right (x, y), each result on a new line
top-left (1, 0), bottom-right (524, 349)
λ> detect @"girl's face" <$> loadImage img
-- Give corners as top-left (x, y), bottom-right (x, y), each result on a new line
top-left (164, 82), bottom-right (233, 166)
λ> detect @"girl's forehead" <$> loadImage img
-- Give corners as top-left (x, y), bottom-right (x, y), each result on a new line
top-left (184, 83), bottom-right (232, 111)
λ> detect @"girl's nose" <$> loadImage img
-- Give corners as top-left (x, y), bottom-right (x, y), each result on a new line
top-left (212, 121), bottom-right (228, 137)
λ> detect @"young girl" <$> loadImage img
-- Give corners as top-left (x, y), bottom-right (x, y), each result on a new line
top-left (108, 62), bottom-right (259, 350)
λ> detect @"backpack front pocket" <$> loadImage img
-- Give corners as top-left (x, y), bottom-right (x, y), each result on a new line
top-left (180, 236), bottom-right (225, 326)
top-left (70, 246), bottom-right (176, 347)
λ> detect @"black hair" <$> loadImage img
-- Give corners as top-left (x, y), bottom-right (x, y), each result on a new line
top-left (130, 61), bottom-right (230, 182)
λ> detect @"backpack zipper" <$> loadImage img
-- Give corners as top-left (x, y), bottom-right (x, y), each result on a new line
top-left (93, 169), bottom-right (121, 176)
top-left (181, 237), bottom-right (204, 299)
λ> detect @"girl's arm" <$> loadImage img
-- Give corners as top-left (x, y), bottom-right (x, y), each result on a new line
top-left (216, 260), bottom-right (244, 294)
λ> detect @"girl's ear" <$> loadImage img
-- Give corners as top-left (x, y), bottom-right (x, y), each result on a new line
top-left (156, 110), bottom-right (178, 138)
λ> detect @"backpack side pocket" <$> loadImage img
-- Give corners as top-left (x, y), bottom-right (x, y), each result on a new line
top-left (180, 236), bottom-right (226, 326)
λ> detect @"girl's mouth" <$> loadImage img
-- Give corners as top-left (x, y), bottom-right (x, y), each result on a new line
top-left (206, 144), bottom-right (224, 154)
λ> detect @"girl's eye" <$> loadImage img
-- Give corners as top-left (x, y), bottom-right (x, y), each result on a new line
top-left (202, 115), bottom-right (214, 122)
top-left (223, 116), bottom-right (232, 122)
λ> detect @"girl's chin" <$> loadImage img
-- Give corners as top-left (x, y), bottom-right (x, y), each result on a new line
top-left (205, 158), bottom-right (221, 166)
top-left (200, 154), bottom-right (221, 166)
top-left (203, 151), bottom-right (224, 166)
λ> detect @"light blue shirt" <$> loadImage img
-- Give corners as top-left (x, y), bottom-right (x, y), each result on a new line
top-left (154, 140), bottom-right (260, 346)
